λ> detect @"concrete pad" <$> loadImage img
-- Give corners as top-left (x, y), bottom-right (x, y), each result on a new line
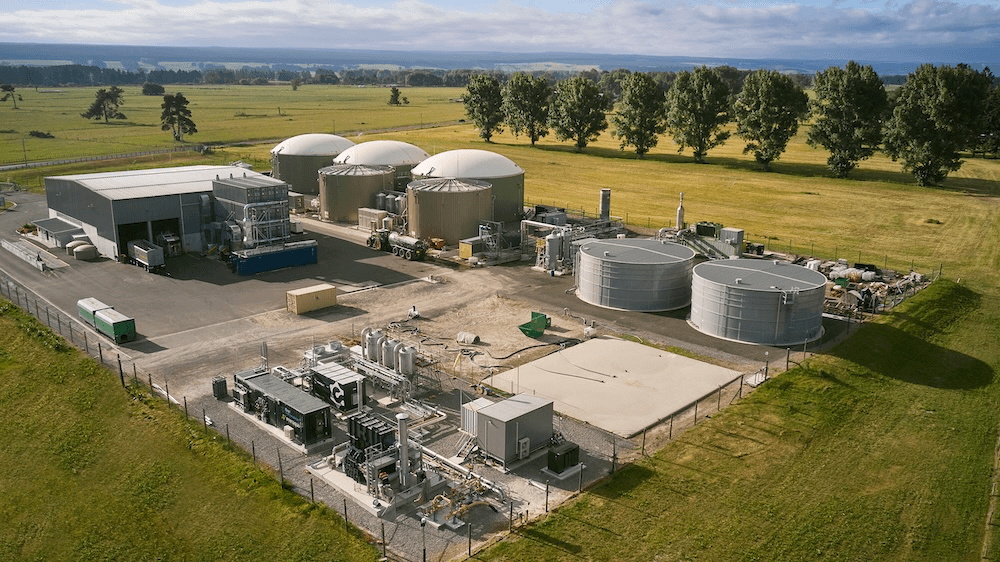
top-left (484, 337), bottom-right (740, 438)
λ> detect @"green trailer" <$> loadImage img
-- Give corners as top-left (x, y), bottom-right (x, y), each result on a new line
top-left (94, 308), bottom-right (137, 344)
top-left (77, 297), bottom-right (112, 327)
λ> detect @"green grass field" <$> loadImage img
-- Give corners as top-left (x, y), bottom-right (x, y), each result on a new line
top-left (0, 302), bottom-right (380, 561)
top-left (0, 84), bottom-right (467, 165)
top-left (3, 86), bottom-right (1000, 561)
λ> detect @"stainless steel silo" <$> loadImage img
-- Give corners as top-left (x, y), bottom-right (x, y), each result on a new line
top-left (689, 259), bottom-right (827, 346)
top-left (576, 239), bottom-right (695, 312)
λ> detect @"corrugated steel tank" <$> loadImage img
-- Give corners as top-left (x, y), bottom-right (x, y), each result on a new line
top-left (317, 164), bottom-right (395, 223)
top-left (576, 239), bottom-right (695, 312)
top-left (333, 140), bottom-right (430, 191)
top-left (690, 259), bottom-right (827, 346)
top-left (270, 134), bottom-right (355, 195)
top-left (410, 149), bottom-right (523, 227)
top-left (407, 178), bottom-right (492, 245)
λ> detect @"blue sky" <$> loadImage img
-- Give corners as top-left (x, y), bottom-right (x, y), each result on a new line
top-left (1, 0), bottom-right (997, 62)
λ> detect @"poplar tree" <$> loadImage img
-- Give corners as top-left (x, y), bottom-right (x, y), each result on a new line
top-left (611, 72), bottom-right (666, 158)
top-left (665, 66), bottom-right (731, 163)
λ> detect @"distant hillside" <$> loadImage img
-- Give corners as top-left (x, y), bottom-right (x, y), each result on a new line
top-left (2, 42), bottom-right (988, 77)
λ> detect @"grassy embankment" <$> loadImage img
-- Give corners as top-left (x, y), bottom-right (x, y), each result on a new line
top-left (0, 301), bottom-right (380, 561)
top-left (3, 85), bottom-right (1000, 560)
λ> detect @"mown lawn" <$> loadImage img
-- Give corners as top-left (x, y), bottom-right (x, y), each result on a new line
top-left (0, 301), bottom-right (380, 562)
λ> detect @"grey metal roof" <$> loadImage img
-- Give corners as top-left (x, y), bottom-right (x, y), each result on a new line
top-left (95, 308), bottom-right (132, 323)
top-left (407, 177), bottom-right (491, 193)
top-left (310, 362), bottom-right (364, 384)
top-left (318, 164), bottom-right (395, 177)
top-left (578, 238), bottom-right (695, 264)
top-left (243, 372), bottom-right (330, 415)
top-left (33, 216), bottom-right (81, 233)
top-left (477, 393), bottom-right (552, 423)
top-left (48, 165), bottom-right (279, 201)
top-left (212, 174), bottom-right (289, 189)
top-left (693, 259), bottom-right (827, 291)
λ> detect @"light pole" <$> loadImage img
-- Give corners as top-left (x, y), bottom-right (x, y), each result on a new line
top-left (421, 516), bottom-right (427, 562)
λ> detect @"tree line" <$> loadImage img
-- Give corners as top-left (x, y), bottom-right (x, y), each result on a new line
top-left (0, 62), bottom-right (822, 90)
top-left (462, 63), bottom-right (999, 186)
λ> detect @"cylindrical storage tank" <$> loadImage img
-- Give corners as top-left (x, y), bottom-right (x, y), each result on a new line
top-left (397, 346), bottom-right (417, 376)
top-left (407, 178), bottom-right (493, 246)
top-left (270, 134), bottom-right (356, 195)
top-left (544, 233), bottom-right (561, 270)
top-left (366, 330), bottom-right (383, 361)
top-left (66, 240), bottom-right (87, 254)
top-left (360, 327), bottom-right (372, 358)
top-left (599, 188), bottom-right (611, 221)
top-left (576, 239), bottom-right (695, 312)
top-left (380, 338), bottom-right (398, 369)
top-left (690, 259), bottom-right (827, 346)
top-left (73, 244), bottom-right (98, 260)
top-left (376, 192), bottom-right (387, 210)
top-left (317, 164), bottom-right (395, 223)
top-left (333, 140), bottom-right (431, 191)
top-left (411, 149), bottom-right (523, 227)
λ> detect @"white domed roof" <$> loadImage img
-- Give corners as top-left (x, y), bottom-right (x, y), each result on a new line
top-left (411, 149), bottom-right (523, 179)
top-left (333, 140), bottom-right (430, 167)
top-left (271, 133), bottom-right (355, 156)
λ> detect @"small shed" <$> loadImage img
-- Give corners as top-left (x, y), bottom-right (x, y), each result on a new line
top-left (286, 284), bottom-right (337, 314)
top-left (32, 217), bottom-right (83, 248)
top-left (476, 393), bottom-right (553, 465)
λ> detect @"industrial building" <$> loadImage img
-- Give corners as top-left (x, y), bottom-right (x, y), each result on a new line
top-left (575, 238), bottom-right (696, 312)
top-left (41, 165), bottom-right (289, 259)
top-left (411, 149), bottom-right (524, 228)
top-left (270, 133), bottom-right (355, 195)
top-left (333, 140), bottom-right (430, 190)
top-left (689, 259), bottom-right (827, 346)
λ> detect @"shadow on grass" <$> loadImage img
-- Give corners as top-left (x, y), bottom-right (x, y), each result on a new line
top-left (518, 527), bottom-right (583, 555)
top-left (831, 282), bottom-right (992, 389)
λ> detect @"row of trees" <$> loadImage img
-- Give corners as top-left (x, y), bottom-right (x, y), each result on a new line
top-left (462, 63), bottom-right (998, 186)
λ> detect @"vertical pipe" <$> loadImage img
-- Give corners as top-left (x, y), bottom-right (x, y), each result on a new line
top-left (397, 413), bottom-right (410, 488)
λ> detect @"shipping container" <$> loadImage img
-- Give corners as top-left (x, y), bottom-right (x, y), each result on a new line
top-left (231, 240), bottom-right (318, 275)
top-left (77, 297), bottom-right (112, 327)
top-left (94, 308), bottom-right (137, 344)
top-left (286, 283), bottom-right (337, 314)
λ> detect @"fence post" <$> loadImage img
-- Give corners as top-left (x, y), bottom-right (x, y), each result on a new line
top-left (310, 478), bottom-right (314, 503)
top-left (98, 343), bottom-right (103, 363)
top-left (184, 396), bottom-right (188, 418)
top-left (226, 424), bottom-right (230, 444)
top-left (165, 382), bottom-right (170, 406)
top-left (739, 374), bottom-right (744, 399)
top-left (343, 498), bottom-right (348, 532)
top-left (669, 415), bottom-right (673, 439)
top-left (117, 354), bottom-right (124, 387)
top-left (278, 447), bottom-right (284, 483)
top-left (56, 313), bottom-right (61, 334)
top-left (252, 441), bottom-right (256, 465)
top-left (45, 307), bottom-right (50, 327)
top-left (203, 408), bottom-right (207, 431)
top-left (717, 385), bottom-right (722, 411)
top-left (148, 373), bottom-right (153, 390)
top-left (84, 333), bottom-right (89, 354)
top-left (694, 400), bottom-right (698, 424)
top-left (382, 522), bottom-right (387, 559)
top-left (641, 429), bottom-right (646, 456)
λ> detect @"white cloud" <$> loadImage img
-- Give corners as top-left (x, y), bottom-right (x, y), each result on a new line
top-left (0, 0), bottom-right (996, 61)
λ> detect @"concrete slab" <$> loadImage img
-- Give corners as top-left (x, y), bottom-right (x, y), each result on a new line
top-left (484, 337), bottom-right (740, 438)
